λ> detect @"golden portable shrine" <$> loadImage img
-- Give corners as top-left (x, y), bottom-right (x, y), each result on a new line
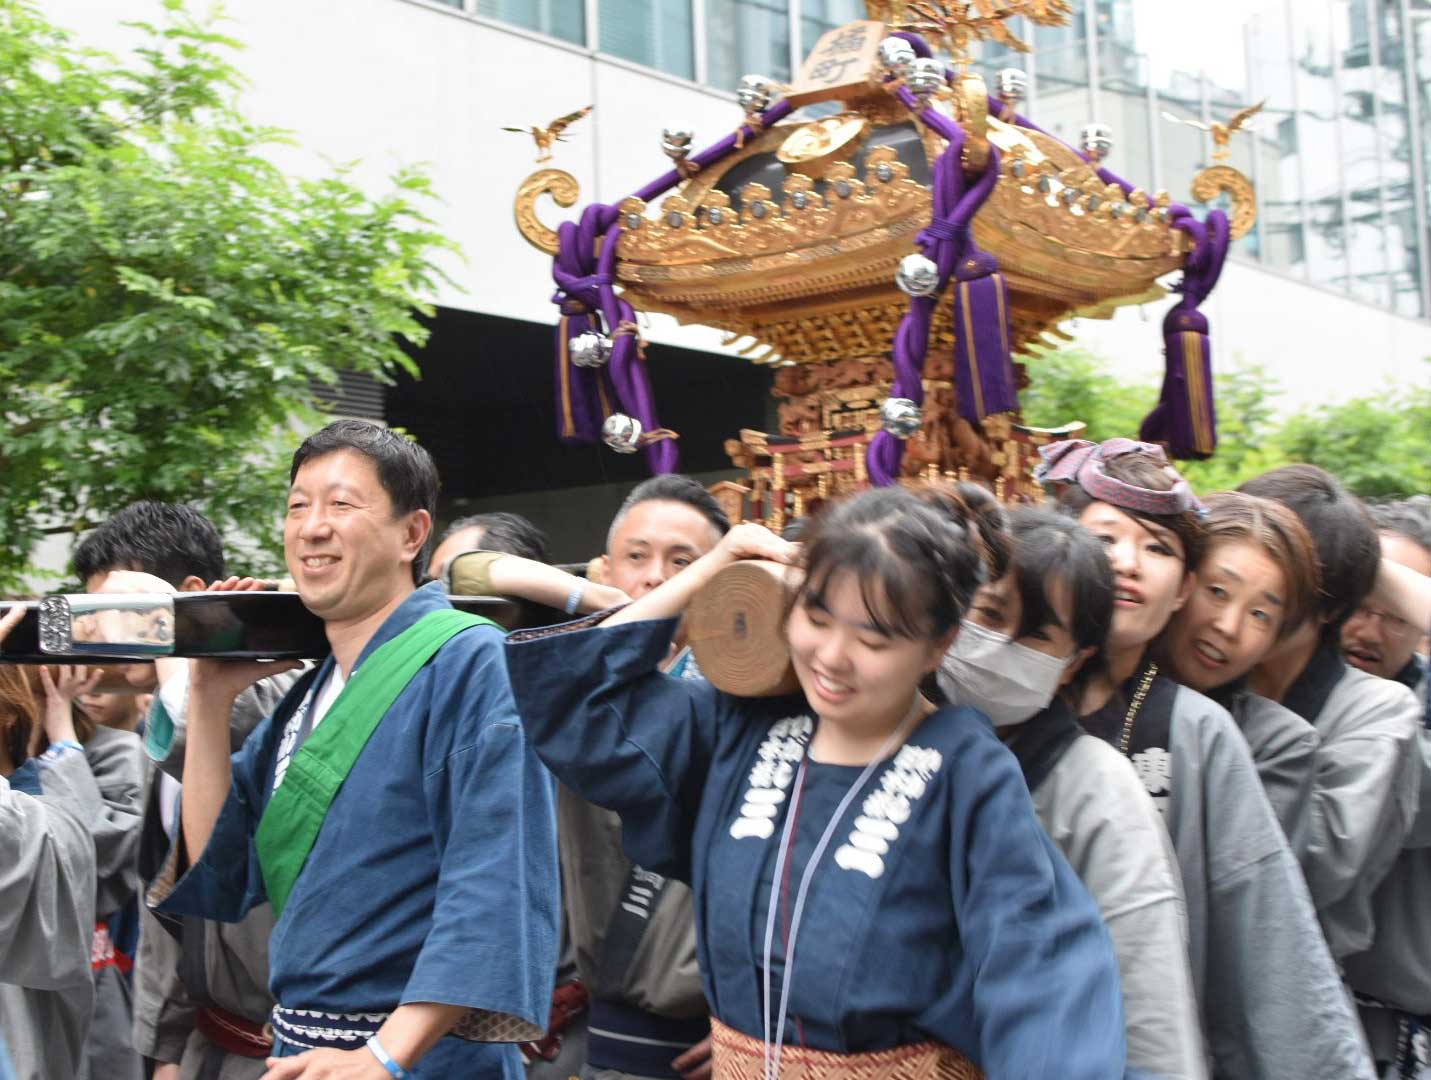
top-left (512, 0), bottom-right (1255, 529)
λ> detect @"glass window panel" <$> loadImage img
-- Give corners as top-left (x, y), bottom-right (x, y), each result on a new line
top-left (799, 0), bottom-right (865, 58)
top-left (1241, 7), bottom-right (1307, 278)
top-left (477, 0), bottom-right (585, 45)
top-left (706, 0), bottom-right (791, 94)
top-left (1335, 0), bottom-right (1391, 306)
top-left (1293, 11), bottom-right (1350, 293)
top-left (1381, 1), bottom-right (1425, 316)
top-left (600, 0), bottom-right (695, 79)
top-left (1098, 48), bottom-right (1151, 194)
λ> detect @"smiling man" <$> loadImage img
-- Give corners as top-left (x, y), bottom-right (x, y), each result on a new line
top-left (146, 420), bottom-right (558, 1079)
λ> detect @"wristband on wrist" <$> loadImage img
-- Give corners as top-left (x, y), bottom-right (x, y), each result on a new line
top-left (366, 1035), bottom-right (410, 1079)
top-left (563, 581), bottom-right (585, 615)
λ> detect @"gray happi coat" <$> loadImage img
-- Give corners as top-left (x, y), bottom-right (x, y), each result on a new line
top-left (133, 671), bottom-right (296, 1080)
top-left (1284, 645), bottom-right (1422, 961)
top-left (1087, 673), bottom-right (1374, 1079)
top-left (1166, 683), bottom-right (1374, 1079)
top-left (1341, 663), bottom-right (1431, 1065)
top-left (1215, 684), bottom-right (1318, 845)
top-left (0, 749), bottom-right (99, 1080)
top-left (75, 725), bottom-right (147, 1080)
top-left (1018, 719), bottom-right (1209, 1080)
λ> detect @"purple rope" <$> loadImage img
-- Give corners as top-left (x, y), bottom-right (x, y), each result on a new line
top-left (550, 98), bottom-right (796, 473)
top-left (868, 78), bottom-right (1006, 485)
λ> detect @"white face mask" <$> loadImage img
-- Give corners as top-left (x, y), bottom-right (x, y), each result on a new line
top-left (938, 618), bottom-right (1072, 728)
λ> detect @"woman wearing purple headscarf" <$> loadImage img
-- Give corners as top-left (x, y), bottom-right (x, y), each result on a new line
top-left (1041, 439), bottom-right (1374, 1080)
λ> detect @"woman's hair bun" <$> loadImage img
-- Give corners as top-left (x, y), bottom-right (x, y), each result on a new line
top-left (914, 480), bottom-right (1011, 583)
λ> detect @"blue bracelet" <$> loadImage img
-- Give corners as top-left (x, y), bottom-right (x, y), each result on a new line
top-left (365, 1035), bottom-right (410, 1080)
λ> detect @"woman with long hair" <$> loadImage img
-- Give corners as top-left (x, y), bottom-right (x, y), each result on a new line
top-left (940, 506), bottom-right (1207, 1079)
top-left (1041, 438), bottom-right (1372, 1080)
top-left (505, 485), bottom-right (1129, 1078)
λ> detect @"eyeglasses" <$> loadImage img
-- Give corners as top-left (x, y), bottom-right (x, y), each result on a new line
top-left (1350, 606), bottom-right (1413, 636)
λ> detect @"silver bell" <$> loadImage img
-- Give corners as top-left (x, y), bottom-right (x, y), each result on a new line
top-left (878, 37), bottom-right (917, 80)
top-left (906, 58), bottom-right (946, 100)
top-left (1080, 123), bottom-right (1113, 164)
top-left (880, 397), bottom-right (924, 439)
top-left (736, 74), bottom-right (774, 115)
top-left (661, 127), bottom-right (694, 162)
top-left (895, 252), bottom-right (940, 298)
top-left (569, 330), bottom-right (612, 369)
top-left (996, 68), bottom-right (1028, 106)
top-left (602, 413), bottom-right (643, 454)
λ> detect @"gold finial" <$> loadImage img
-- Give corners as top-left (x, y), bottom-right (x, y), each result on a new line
top-left (1161, 100), bottom-right (1263, 163)
top-left (865, 1), bottom-right (1071, 63)
top-left (501, 105), bottom-right (594, 164)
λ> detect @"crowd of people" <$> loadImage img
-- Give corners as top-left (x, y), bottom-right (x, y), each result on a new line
top-left (2, 417), bottom-right (1430, 1080)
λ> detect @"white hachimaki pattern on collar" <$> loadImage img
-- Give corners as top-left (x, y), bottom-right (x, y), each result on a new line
top-left (729, 716), bottom-right (814, 840)
top-left (834, 744), bottom-right (943, 879)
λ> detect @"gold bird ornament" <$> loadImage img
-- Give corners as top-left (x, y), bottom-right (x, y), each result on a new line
top-left (1162, 100), bottom-right (1264, 162)
top-left (502, 105), bottom-right (594, 163)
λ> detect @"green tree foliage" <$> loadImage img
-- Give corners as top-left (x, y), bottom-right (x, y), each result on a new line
top-left (1017, 347), bottom-right (1430, 498)
top-left (1019, 346), bottom-right (1157, 442)
top-left (1274, 365), bottom-right (1431, 499)
top-left (0, 0), bottom-right (451, 586)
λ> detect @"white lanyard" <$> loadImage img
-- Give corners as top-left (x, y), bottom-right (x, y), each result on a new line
top-left (759, 697), bottom-right (923, 1080)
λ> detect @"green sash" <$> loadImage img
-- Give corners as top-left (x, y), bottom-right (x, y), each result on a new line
top-left (254, 608), bottom-right (495, 917)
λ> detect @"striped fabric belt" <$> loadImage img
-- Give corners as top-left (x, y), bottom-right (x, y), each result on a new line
top-left (269, 1006), bottom-right (388, 1052)
top-left (585, 998), bottom-right (710, 1079)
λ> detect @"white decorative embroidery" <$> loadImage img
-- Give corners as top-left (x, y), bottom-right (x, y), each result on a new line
top-left (1131, 747), bottom-right (1172, 815)
top-left (834, 744), bottom-right (943, 879)
top-left (729, 716), bottom-right (813, 840)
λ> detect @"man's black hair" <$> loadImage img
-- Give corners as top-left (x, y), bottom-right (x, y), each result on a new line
top-left (607, 474), bottom-right (732, 548)
top-left (72, 501), bottom-right (226, 588)
top-left (1369, 499), bottom-right (1431, 559)
top-left (290, 420), bottom-right (440, 583)
top-left (1239, 464), bottom-right (1379, 637)
top-left (440, 512), bottom-right (550, 564)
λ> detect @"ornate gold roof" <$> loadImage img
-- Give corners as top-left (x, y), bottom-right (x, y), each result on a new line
top-left (513, 7), bottom-right (1254, 371)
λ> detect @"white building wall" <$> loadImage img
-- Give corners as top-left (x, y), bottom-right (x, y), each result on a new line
top-left (33, 0), bottom-right (1431, 411)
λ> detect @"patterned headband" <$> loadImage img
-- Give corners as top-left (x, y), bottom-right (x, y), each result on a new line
top-left (1035, 438), bottom-right (1203, 517)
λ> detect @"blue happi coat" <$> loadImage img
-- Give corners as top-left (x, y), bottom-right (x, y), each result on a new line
top-left (149, 582), bottom-right (559, 1079)
top-left (505, 616), bottom-right (1128, 1078)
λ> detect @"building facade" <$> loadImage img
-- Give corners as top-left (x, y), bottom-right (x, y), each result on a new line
top-left (35, 0), bottom-right (1431, 560)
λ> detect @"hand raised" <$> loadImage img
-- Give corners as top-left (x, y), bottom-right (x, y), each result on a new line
top-left (190, 656), bottom-right (302, 708)
top-left (208, 576), bottom-right (280, 593)
top-left (0, 604), bottom-right (25, 649)
top-left (716, 523), bottom-right (800, 566)
top-left (35, 664), bottom-right (100, 753)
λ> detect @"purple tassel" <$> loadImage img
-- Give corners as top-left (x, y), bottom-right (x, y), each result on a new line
top-left (554, 310), bottom-right (618, 445)
top-left (952, 250), bottom-right (1018, 421)
top-left (1140, 306), bottom-right (1217, 459)
top-left (543, 98), bottom-right (798, 476)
